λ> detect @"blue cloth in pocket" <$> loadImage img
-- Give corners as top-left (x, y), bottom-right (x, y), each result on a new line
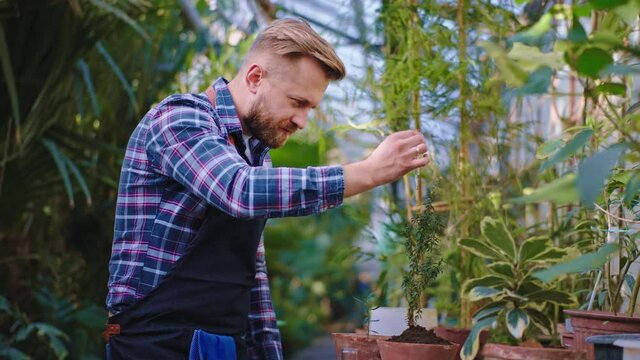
top-left (189, 329), bottom-right (237, 360)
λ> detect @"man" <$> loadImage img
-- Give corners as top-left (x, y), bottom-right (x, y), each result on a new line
top-left (105, 18), bottom-right (429, 359)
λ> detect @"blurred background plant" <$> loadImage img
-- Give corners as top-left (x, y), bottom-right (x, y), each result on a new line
top-left (1, 0), bottom-right (639, 359)
top-left (0, 0), bottom-right (371, 358)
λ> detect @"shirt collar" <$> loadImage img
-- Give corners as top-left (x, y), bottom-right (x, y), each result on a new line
top-left (208, 77), bottom-right (270, 159)
top-left (210, 77), bottom-right (243, 135)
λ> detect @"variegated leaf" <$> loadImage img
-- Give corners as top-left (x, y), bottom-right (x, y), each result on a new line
top-left (463, 275), bottom-right (509, 294)
top-left (481, 217), bottom-right (517, 260)
top-left (461, 316), bottom-right (497, 360)
top-left (506, 308), bottom-right (530, 339)
top-left (488, 262), bottom-right (515, 279)
top-left (519, 236), bottom-right (551, 263)
top-left (526, 308), bottom-right (554, 335)
top-left (526, 290), bottom-right (577, 306)
top-left (468, 286), bottom-right (502, 302)
top-left (459, 238), bottom-right (505, 261)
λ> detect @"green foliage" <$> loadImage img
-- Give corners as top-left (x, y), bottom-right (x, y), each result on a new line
top-left (458, 216), bottom-right (575, 360)
top-left (0, 1), bottom-right (233, 357)
top-left (402, 197), bottom-right (444, 326)
top-left (0, 288), bottom-right (106, 359)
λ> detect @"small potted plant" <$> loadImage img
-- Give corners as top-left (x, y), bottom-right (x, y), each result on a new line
top-left (376, 198), bottom-right (460, 360)
top-left (331, 294), bottom-right (389, 360)
top-left (459, 216), bottom-right (583, 360)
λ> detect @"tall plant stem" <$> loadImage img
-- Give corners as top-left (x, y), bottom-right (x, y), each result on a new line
top-left (628, 270), bottom-right (640, 316)
top-left (457, 0), bottom-right (472, 328)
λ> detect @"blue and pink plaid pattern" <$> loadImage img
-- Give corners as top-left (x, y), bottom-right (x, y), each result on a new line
top-left (107, 77), bottom-right (344, 358)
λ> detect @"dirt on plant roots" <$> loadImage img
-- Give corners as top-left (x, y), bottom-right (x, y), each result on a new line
top-left (389, 325), bottom-right (453, 345)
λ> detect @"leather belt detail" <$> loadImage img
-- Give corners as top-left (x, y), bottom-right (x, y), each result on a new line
top-left (103, 323), bottom-right (120, 342)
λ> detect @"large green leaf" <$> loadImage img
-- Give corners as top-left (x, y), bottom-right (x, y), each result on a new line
top-left (518, 277), bottom-right (544, 296)
top-left (575, 47), bottom-right (613, 78)
top-left (464, 275), bottom-right (510, 293)
top-left (74, 305), bottom-right (107, 329)
top-left (0, 346), bottom-right (30, 360)
top-left (34, 323), bottom-right (69, 359)
top-left (458, 238), bottom-right (505, 260)
top-left (519, 237), bottom-right (551, 264)
top-left (511, 174), bottom-right (579, 205)
top-left (591, 30), bottom-right (625, 49)
top-left (15, 324), bottom-right (35, 341)
top-left (468, 286), bottom-right (502, 302)
top-left (536, 139), bottom-right (563, 160)
top-left (594, 83), bottom-right (627, 97)
top-left (488, 262), bottom-right (515, 279)
top-left (506, 308), bottom-right (530, 339)
top-left (481, 217), bottom-right (517, 260)
top-left (508, 43), bottom-right (564, 71)
top-left (481, 41), bottom-right (528, 87)
top-left (540, 128), bottom-right (593, 171)
top-left (526, 290), bottom-right (577, 306)
top-left (510, 13), bottom-right (553, 45)
top-left (461, 316), bottom-right (498, 360)
top-left (528, 247), bottom-right (568, 262)
top-left (601, 63), bottom-right (640, 76)
top-left (589, 0), bottom-right (629, 10)
top-left (534, 243), bottom-right (618, 282)
top-left (518, 66), bottom-right (554, 95)
top-left (577, 143), bottom-right (627, 206)
top-left (614, 0), bottom-right (640, 24)
top-left (526, 308), bottom-right (554, 335)
top-left (568, 19), bottom-right (587, 43)
top-left (623, 171), bottom-right (640, 208)
top-left (473, 303), bottom-right (505, 322)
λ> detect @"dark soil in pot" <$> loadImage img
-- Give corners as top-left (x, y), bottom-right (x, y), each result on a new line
top-left (389, 325), bottom-right (452, 344)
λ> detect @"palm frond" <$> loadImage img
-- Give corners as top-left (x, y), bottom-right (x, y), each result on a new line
top-left (0, 24), bottom-right (21, 145)
top-left (95, 41), bottom-right (138, 113)
top-left (76, 59), bottom-right (101, 118)
top-left (88, 0), bottom-right (150, 41)
top-left (42, 138), bottom-right (75, 207)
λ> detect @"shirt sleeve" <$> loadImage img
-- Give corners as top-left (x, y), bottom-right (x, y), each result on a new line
top-left (246, 237), bottom-right (283, 359)
top-left (144, 102), bottom-right (344, 219)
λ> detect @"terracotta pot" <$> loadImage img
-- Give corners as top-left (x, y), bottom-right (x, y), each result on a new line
top-left (331, 333), bottom-right (389, 360)
top-left (564, 309), bottom-right (640, 360)
top-left (560, 331), bottom-right (575, 349)
top-left (377, 339), bottom-right (460, 360)
top-left (480, 343), bottom-right (585, 360)
top-left (434, 326), bottom-right (489, 360)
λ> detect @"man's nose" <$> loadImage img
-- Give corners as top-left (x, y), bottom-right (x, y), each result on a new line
top-left (291, 111), bottom-right (309, 130)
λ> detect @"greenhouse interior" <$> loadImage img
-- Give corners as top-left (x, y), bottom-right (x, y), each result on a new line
top-left (1, 0), bottom-right (639, 359)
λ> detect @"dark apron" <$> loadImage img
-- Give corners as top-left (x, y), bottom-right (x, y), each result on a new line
top-left (107, 132), bottom-right (266, 360)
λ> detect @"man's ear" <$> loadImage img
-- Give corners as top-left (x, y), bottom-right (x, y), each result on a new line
top-left (245, 64), bottom-right (264, 94)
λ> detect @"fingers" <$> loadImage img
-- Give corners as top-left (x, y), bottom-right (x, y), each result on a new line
top-left (410, 154), bottom-right (430, 168)
top-left (398, 133), bottom-right (427, 157)
top-left (391, 129), bottom-right (422, 139)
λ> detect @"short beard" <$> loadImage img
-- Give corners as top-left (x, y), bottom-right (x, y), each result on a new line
top-left (242, 94), bottom-right (288, 149)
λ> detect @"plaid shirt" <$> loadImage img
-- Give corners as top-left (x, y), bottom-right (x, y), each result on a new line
top-left (107, 77), bottom-right (344, 358)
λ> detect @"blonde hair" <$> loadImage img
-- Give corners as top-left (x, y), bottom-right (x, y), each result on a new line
top-left (249, 18), bottom-right (346, 81)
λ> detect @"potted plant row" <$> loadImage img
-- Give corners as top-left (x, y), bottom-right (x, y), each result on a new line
top-left (459, 216), bottom-right (584, 360)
